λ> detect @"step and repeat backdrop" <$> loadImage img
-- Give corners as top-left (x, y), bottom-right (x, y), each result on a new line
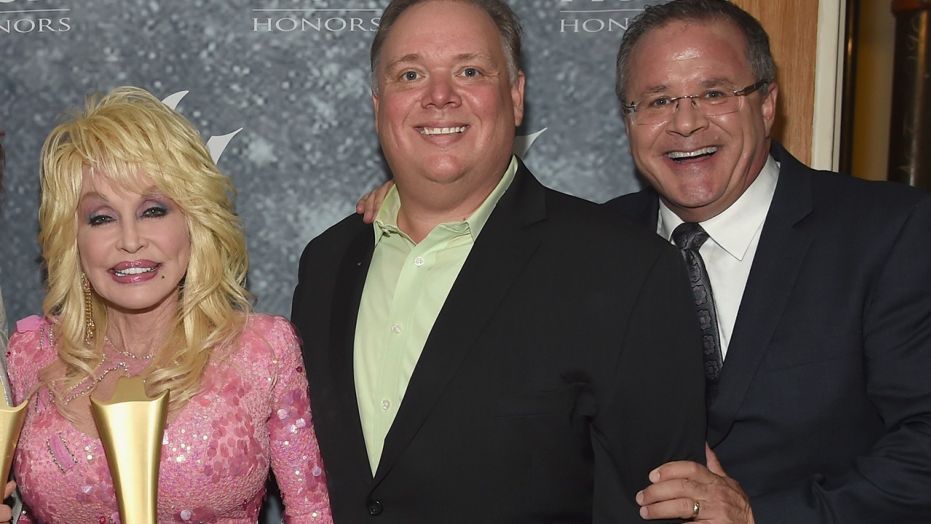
top-left (1, 0), bottom-right (659, 331)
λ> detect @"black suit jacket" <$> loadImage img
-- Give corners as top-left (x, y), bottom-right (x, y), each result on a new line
top-left (606, 142), bottom-right (931, 523)
top-left (292, 162), bottom-right (706, 523)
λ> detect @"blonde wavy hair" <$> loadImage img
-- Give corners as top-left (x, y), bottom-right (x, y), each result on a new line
top-left (38, 86), bottom-right (251, 417)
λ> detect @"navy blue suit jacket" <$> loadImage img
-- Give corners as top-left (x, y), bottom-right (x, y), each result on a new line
top-left (606, 142), bottom-right (931, 523)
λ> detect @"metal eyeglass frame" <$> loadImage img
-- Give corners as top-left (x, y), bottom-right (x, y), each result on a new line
top-left (623, 79), bottom-right (771, 125)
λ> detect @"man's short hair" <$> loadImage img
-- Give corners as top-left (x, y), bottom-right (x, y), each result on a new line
top-left (615, 0), bottom-right (776, 103)
top-left (370, 0), bottom-right (523, 93)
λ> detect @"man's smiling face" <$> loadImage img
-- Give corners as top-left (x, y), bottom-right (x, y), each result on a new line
top-left (624, 19), bottom-right (777, 223)
top-left (372, 0), bottom-right (524, 194)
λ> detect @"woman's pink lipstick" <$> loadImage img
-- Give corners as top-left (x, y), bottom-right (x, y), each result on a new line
top-left (109, 260), bottom-right (161, 284)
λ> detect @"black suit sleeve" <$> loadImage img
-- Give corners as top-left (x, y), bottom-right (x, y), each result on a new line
top-left (291, 233), bottom-right (336, 371)
top-left (291, 244), bottom-right (311, 341)
top-left (592, 243), bottom-right (707, 523)
top-left (751, 198), bottom-right (931, 523)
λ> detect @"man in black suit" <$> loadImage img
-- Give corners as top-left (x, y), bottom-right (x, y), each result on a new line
top-left (290, 0), bottom-right (706, 522)
top-left (615, 1), bottom-right (931, 522)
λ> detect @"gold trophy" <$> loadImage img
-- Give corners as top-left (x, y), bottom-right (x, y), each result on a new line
top-left (91, 377), bottom-right (168, 524)
top-left (0, 393), bottom-right (27, 488)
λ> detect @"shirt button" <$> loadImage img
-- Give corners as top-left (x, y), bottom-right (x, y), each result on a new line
top-left (381, 399), bottom-right (391, 412)
top-left (391, 323), bottom-right (402, 334)
top-left (414, 256), bottom-right (425, 267)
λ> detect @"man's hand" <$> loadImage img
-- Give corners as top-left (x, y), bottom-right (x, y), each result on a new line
top-left (636, 444), bottom-right (755, 523)
top-left (0, 480), bottom-right (15, 523)
top-left (355, 180), bottom-right (395, 224)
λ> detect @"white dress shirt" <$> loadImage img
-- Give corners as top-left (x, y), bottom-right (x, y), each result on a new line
top-left (657, 156), bottom-right (780, 358)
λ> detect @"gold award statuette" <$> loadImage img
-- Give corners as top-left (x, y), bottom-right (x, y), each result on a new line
top-left (0, 393), bottom-right (27, 484)
top-left (91, 377), bottom-right (168, 524)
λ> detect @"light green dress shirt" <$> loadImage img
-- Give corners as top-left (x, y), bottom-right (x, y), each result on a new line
top-left (354, 157), bottom-right (518, 474)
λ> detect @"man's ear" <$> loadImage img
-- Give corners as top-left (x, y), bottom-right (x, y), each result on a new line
top-left (622, 110), bottom-right (633, 139)
top-left (372, 90), bottom-right (380, 128)
top-left (511, 71), bottom-right (526, 127)
top-left (761, 82), bottom-right (778, 137)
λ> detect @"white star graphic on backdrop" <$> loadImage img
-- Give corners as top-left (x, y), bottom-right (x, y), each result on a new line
top-left (162, 91), bottom-right (243, 163)
top-left (514, 128), bottom-right (548, 158)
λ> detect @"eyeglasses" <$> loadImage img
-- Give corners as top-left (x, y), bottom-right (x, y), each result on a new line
top-left (623, 79), bottom-right (770, 125)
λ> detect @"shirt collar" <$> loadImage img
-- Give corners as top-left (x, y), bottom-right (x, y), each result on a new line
top-left (373, 156), bottom-right (519, 244)
top-left (658, 155), bottom-right (779, 261)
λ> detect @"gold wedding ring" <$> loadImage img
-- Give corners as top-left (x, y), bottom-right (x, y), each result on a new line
top-left (690, 500), bottom-right (701, 520)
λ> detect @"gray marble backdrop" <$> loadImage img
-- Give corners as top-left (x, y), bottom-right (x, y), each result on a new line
top-left (1, 0), bottom-right (658, 331)
top-left (1, 0), bottom-right (658, 520)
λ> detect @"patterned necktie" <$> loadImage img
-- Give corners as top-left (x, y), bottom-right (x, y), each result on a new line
top-left (672, 222), bottom-right (724, 394)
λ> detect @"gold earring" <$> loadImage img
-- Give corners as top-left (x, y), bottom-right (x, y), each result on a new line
top-left (81, 273), bottom-right (96, 345)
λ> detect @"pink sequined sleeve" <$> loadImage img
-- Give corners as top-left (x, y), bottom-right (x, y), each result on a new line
top-left (6, 315), bottom-right (51, 406)
top-left (263, 317), bottom-right (333, 524)
top-left (5, 324), bottom-right (37, 524)
top-left (7, 316), bottom-right (52, 524)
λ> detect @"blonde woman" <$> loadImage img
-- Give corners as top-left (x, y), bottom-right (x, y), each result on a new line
top-left (5, 87), bottom-right (331, 523)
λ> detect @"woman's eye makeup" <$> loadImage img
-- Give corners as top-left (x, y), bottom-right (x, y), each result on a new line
top-left (88, 212), bottom-right (114, 226)
top-left (83, 198), bottom-right (170, 226)
top-left (141, 203), bottom-right (168, 218)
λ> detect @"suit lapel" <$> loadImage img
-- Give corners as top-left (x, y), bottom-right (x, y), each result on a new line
top-left (372, 163), bottom-right (546, 484)
top-left (330, 227), bottom-right (378, 483)
top-left (608, 147), bottom-right (815, 445)
top-left (707, 144), bottom-right (814, 445)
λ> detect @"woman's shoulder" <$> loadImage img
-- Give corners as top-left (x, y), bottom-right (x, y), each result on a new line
top-left (235, 313), bottom-right (300, 358)
top-left (209, 314), bottom-right (303, 392)
top-left (9, 315), bottom-right (53, 352)
top-left (242, 313), bottom-right (298, 341)
top-left (8, 315), bottom-right (56, 395)
top-left (14, 314), bottom-right (48, 333)
top-left (243, 312), bottom-right (293, 330)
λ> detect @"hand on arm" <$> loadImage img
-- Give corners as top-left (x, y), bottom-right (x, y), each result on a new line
top-left (595, 245), bottom-right (706, 522)
top-left (0, 480), bottom-right (15, 523)
top-left (637, 445), bottom-right (754, 524)
top-left (355, 180), bottom-right (394, 224)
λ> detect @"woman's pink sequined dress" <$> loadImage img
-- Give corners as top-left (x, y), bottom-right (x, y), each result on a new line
top-left (7, 314), bottom-right (332, 523)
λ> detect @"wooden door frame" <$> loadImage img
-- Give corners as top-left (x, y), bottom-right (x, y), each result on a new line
top-left (733, 0), bottom-right (846, 171)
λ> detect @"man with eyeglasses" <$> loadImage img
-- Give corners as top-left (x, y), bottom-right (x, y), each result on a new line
top-left (354, 1), bottom-right (931, 521)
top-left (609, 0), bottom-right (931, 522)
